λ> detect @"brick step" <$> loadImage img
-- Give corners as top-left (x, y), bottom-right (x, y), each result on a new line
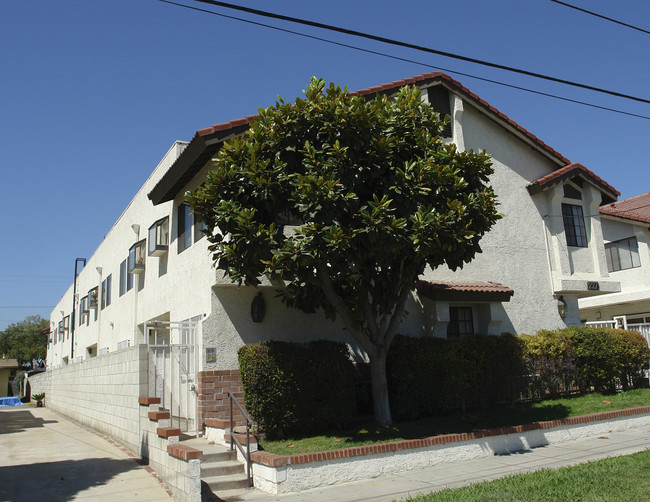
top-left (202, 473), bottom-right (250, 492)
top-left (201, 459), bottom-right (244, 477)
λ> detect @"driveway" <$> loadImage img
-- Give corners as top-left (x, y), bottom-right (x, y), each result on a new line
top-left (0, 406), bottom-right (172, 502)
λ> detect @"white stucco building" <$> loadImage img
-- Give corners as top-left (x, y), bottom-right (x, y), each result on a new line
top-left (579, 192), bottom-right (650, 334)
top-left (45, 71), bottom-right (624, 438)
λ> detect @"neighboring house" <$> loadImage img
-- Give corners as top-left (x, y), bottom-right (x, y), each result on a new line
top-left (579, 192), bottom-right (650, 337)
top-left (45, 71), bottom-right (623, 439)
top-left (0, 357), bottom-right (19, 397)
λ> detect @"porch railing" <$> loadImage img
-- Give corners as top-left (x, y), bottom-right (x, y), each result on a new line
top-left (228, 392), bottom-right (253, 487)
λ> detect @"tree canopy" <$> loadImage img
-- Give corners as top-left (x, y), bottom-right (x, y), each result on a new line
top-left (188, 78), bottom-right (500, 425)
top-left (0, 315), bottom-right (49, 368)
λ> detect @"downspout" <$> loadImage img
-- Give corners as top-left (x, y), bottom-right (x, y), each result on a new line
top-left (71, 257), bottom-right (86, 359)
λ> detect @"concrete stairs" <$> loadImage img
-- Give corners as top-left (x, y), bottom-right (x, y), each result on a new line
top-left (181, 438), bottom-right (251, 500)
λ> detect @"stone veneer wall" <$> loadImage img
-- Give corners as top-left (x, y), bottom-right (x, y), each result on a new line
top-left (31, 344), bottom-right (148, 454)
top-left (197, 369), bottom-right (246, 427)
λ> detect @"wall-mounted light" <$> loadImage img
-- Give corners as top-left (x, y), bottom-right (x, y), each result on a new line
top-left (131, 224), bottom-right (140, 235)
top-left (251, 292), bottom-right (266, 323)
top-left (596, 311), bottom-right (601, 320)
top-left (96, 266), bottom-right (102, 274)
top-left (557, 296), bottom-right (568, 319)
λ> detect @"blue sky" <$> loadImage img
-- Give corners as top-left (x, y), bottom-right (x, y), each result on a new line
top-left (1, 0), bottom-right (649, 331)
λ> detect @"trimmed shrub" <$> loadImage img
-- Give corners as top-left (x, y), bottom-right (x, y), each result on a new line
top-left (387, 333), bottom-right (525, 419)
top-left (238, 340), bottom-right (356, 438)
top-left (522, 327), bottom-right (650, 396)
top-left (610, 329), bottom-right (650, 390)
top-left (564, 326), bottom-right (619, 394)
top-left (520, 330), bottom-right (579, 398)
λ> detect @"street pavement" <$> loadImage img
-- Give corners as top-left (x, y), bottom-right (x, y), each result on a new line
top-left (0, 406), bottom-right (173, 502)
top-left (2, 405), bottom-right (650, 502)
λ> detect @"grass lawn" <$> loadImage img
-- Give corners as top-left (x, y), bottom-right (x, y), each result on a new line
top-left (400, 449), bottom-right (650, 502)
top-left (259, 388), bottom-right (650, 456)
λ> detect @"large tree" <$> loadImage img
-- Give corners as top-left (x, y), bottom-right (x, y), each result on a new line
top-left (188, 78), bottom-right (500, 425)
top-left (0, 315), bottom-right (49, 368)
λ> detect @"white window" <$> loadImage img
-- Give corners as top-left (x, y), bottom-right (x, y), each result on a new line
top-left (606, 237), bottom-right (640, 272)
top-left (128, 240), bottom-right (146, 274)
top-left (148, 217), bottom-right (169, 256)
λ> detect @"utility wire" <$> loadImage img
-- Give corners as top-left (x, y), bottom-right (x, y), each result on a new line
top-left (159, 0), bottom-right (650, 121)
top-left (550, 0), bottom-right (650, 35)
top-left (179, 0), bottom-right (650, 105)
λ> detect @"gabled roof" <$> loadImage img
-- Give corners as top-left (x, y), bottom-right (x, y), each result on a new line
top-left (148, 71), bottom-right (572, 205)
top-left (600, 192), bottom-right (650, 224)
top-left (416, 280), bottom-right (514, 302)
top-left (526, 162), bottom-right (620, 203)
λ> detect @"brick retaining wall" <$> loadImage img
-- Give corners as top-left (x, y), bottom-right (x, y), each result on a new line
top-left (197, 370), bottom-right (246, 427)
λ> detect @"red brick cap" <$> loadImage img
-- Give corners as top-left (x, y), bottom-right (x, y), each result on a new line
top-left (157, 427), bottom-right (181, 438)
top-left (167, 444), bottom-right (202, 461)
top-left (138, 396), bottom-right (161, 406)
top-left (148, 410), bottom-right (170, 421)
top-left (250, 406), bottom-right (650, 468)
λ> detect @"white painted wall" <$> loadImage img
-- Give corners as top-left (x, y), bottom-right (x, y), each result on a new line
top-left (580, 217), bottom-right (650, 321)
top-left (48, 141), bottom-right (216, 369)
top-left (47, 85), bottom-right (621, 375)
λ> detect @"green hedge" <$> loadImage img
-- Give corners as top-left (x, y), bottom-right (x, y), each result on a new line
top-left (520, 327), bottom-right (650, 396)
top-left (387, 333), bottom-right (525, 419)
top-left (238, 340), bottom-right (356, 438)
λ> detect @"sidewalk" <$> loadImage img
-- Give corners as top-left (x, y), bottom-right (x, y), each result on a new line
top-left (0, 406), bottom-right (173, 502)
top-left (235, 424), bottom-right (650, 502)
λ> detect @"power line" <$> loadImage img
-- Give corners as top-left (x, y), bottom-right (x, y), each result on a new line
top-left (550, 0), bottom-right (650, 35)
top-left (159, 0), bottom-right (650, 121)
top-left (177, 0), bottom-right (650, 105)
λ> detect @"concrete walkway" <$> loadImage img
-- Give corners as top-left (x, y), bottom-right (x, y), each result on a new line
top-left (0, 405), bottom-right (173, 502)
top-left (234, 424), bottom-right (650, 502)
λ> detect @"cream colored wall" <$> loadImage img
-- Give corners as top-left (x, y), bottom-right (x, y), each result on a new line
top-left (0, 369), bottom-right (10, 397)
top-left (420, 99), bottom-right (577, 333)
top-left (47, 88), bottom-right (620, 373)
top-left (580, 218), bottom-right (650, 320)
top-left (48, 142), bottom-right (217, 368)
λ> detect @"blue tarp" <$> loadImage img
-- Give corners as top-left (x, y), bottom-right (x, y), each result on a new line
top-left (0, 396), bottom-right (23, 406)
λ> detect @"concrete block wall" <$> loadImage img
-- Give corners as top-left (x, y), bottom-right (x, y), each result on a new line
top-left (139, 397), bottom-right (202, 502)
top-left (27, 370), bottom-right (51, 398)
top-left (41, 344), bottom-right (148, 453)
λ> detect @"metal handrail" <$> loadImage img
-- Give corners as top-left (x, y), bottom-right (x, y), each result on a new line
top-left (227, 392), bottom-right (253, 487)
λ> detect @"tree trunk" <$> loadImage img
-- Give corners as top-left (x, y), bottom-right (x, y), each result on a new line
top-left (369, 350), bottom-right (392, 426)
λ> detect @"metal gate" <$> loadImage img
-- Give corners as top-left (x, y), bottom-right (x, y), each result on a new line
top-left (145, 320), bottom-right (199, 437)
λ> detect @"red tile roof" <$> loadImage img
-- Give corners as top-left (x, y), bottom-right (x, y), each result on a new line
top-left (149, 71), bottom-right (574, 205)
top-left (600, 192), bottom-right (650, 224)
top-left (416, 280), bottom-right (514, 302)
top-left (350, 72), bottom-right (570, 165)
top-left (526, 162), bottom-right (620, 200)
